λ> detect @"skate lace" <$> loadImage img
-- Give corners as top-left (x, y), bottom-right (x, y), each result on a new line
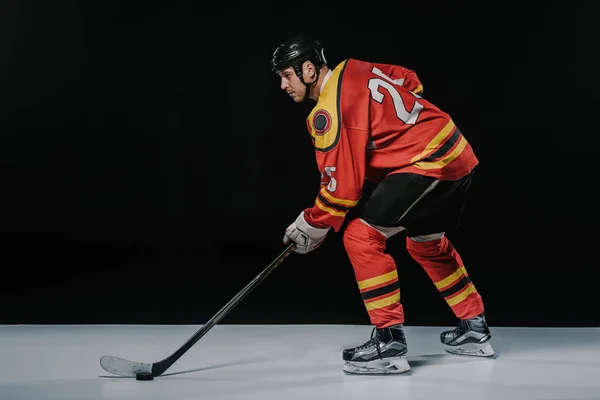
top-left (443, 329), bottom-right (457, 340)
top-left (444, 320), bottom-right (468, 340)
top-left (356, 328), bottom-right (382, 353)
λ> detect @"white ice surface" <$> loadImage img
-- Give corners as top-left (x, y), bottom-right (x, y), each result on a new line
top-left (0, 324), bottom-right (599, 400)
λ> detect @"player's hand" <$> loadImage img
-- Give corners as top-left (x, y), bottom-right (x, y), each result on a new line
top-left (283, 211), bottom-right (330, 254)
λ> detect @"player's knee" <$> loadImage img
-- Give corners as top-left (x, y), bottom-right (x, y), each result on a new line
top-left (406, 233), bottom-right (446, 256)
top-left (409, 232), bottom-right (445, 242)
top-left (343, 218), bottom-right (386, 255)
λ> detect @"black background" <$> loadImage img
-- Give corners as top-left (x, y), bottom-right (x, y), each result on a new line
top-left (1, 2), bottom-right (599, 327)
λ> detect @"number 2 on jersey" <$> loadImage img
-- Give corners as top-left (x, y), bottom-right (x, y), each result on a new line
top-left (368, 67), bottom-right (423, 125)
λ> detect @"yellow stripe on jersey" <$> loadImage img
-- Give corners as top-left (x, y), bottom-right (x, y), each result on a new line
top-left (414, 136), bottom-right (467, 170)
top-left (410, 120), bottom-right (456, 164)
top-left (413, 84), bottom-right (424, 94)
top-left (315, 197), bottom-right (347, 218)
top-left (319, 187), bottom-right (359, 207)
top-left (308, 60), bottom-right (348, 152)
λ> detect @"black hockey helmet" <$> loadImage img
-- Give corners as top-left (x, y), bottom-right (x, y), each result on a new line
top-left (271, 34), bottom-right (327, 77)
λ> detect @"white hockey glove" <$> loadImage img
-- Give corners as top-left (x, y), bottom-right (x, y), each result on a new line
top-left (283, 211), bottom-right (330, 254)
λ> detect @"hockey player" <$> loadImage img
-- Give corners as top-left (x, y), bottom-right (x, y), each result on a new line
top-left (273, 34), bottom-right (495, 375)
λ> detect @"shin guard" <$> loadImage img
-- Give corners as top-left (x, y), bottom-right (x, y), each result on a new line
top-left (406, 235), bottom-right (484, 320)
top-left (343, 218), bottom-right (404, 327)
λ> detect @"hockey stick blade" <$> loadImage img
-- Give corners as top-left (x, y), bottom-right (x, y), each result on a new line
top-left (99, 243), bottom-right (296, 378)
top-left (100, 355), bottom-right (152, 378)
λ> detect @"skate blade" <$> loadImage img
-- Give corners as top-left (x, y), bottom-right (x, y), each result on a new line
top-left (444, 341), bottom-right (495, 357)
top-left (343, 356), bottom-right (410, 375)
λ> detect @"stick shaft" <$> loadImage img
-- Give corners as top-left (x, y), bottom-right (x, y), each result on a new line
top-left (152, 243), bottom-right (296, 375)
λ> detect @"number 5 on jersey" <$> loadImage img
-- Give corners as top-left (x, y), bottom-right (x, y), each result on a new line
top-left (321, 166), bottom-right (337, 192)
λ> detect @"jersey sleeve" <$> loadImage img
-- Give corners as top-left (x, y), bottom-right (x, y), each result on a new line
top-left (301, 60), bottom-right (371, 232)
top-left (304, 125), bottom-right (370, 232)
top-left (370, 62), bottom-right (423, 95)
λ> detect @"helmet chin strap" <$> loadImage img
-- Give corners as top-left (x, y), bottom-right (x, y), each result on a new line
top-left (298, 68), bottom-right (321, 103)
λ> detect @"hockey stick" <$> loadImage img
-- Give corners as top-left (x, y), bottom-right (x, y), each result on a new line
top-left (100, 242), bottom-right (296, 379)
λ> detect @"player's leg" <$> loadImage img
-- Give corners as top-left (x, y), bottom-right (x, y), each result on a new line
top-left (405, 234), bottom-right (493, 356)
top-left (402, 171), bottom-right (494, 357)
top-left (342, 217), bottom-right (409, 374)
top-left (341, 173), bottom-right (441, 374)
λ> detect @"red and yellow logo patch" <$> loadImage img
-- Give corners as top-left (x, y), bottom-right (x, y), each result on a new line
top-left (312, 110), bottom-right (331, 136)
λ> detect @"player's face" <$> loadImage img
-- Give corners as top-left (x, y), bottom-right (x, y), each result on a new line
top-left (278, 67), bottom-right (307, 102)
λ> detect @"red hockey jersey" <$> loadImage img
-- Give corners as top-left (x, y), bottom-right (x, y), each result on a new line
top-left (304, 58), bottom-right (479, 232)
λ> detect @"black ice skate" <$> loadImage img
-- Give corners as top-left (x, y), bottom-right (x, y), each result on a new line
top-left (342, 324), bottom-right (410, 374)
top-left (440, 312), bottom-right (495, 357)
